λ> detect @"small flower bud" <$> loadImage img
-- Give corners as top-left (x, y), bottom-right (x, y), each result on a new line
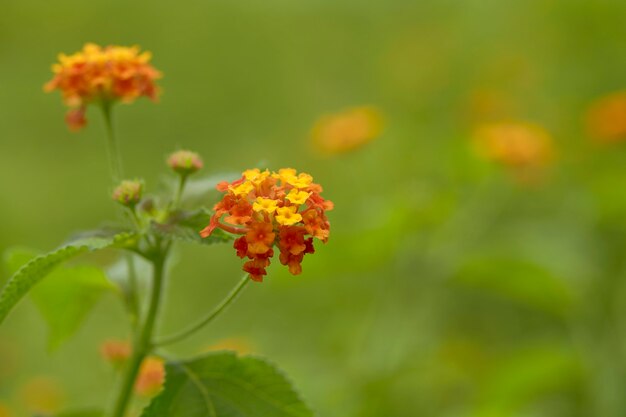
top-left (134, 357), bottom-right (165, 397)
top-left (112, 180), bottom-right (143, 207)
top-left (65, 107), bottom-right (87, 132)
top-left (100, 340), bottom-right (131, 368)
top-left (167, 150), bottom-right (203, 176)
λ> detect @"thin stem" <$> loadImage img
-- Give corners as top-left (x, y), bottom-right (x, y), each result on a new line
top-left (101, 102), bottom-right (123, 184)
top-left (173, 174), bottom-right (188, 209)
top-left (125, 253), bottom-right (140, 332)
top-left (110, 253), bottom-right (166, 417)
top-left (217, 222), bottom-right (249, 235)
top-left (156, 275), bottom-right (250, 347)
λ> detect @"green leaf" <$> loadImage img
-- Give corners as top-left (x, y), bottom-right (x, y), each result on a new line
top-left (0, 233), bottom-right (135, 326)
top-left (32, 265), bottom-right (115, 350)
top-left (4, 247), bottom-right (37, 275)
top-left (4, 247), bottom-right (116, 349)
top-left (152, 210), bottom-right (233, 246)
top-left (142, 352), bottom-right (314, 417)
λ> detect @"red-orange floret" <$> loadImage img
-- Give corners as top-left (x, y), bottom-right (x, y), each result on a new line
top-left (200, 169), bottom-right (332, 281)
top-left (246, 221), bottom-right (276, 255)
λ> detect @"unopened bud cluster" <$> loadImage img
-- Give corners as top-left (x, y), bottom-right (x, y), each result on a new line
top-left (167, 150), bottom-right (203, 176)
top-left (112, 180), bottom-right (143, 207)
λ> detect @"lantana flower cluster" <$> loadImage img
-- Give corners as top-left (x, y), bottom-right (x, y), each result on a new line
top-left (44, 43), bottom-right (161, 131)
top-left (200, 168), bottom-right (333, 281)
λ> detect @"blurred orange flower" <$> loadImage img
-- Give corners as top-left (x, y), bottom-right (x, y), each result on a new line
top-left (44, 43), bottom-right (161, 131)
top-left (100, 339), bottom-right (131, 368)
top-left (311, 106), bottom-right (384, 154)
top-left (201, 168), bottom-right (332, 281)
top-left (472, 122), bottom-right (555, 168)
top-left (134, 357), bottom-right (165, 398)
top-left (19, 376), bottom-right (65, 414)
top-left (585, 91), bottom-right (626, 143)
top-left (472, 122), bottom-right (555, 185)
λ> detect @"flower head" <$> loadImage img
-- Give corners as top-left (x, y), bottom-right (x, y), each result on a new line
top-left (311, 106), bottom-right (384, 154)
top-left (44, 43), bottom-right (161, 131)
top-left (112, 179), bottom-right (143, 207)
top-left (167, 150), bottom-right (203, 176)
top-left (586, 91), bottom-right (626, 144)
top-left (200, 168), bottom-right (332, 281)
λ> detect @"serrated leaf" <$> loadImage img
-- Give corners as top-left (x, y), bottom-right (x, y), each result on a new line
top-left (32, 265), bottom-right (115, 350)
top-left (0, 233), bottom-right (135, 326)
top-left (142, 352), bottom-right (313, 417)
top-left (152, 210), bottom-right (233, 246)
top-left (4, 247), bottom-right (115, 349)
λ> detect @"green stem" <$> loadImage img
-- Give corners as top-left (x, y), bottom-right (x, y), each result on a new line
top-left (156, 274), bottom-right (249, 347)
top-left (125, 253), bottom-right (140, 332)
top-left (173, 174), bottom-right (188, 209)
top-left (110, 253), bottom-right (166, 417)
top-left (101, 102), bottom-right (123, 184)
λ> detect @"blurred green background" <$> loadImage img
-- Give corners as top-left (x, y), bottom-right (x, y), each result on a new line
top-left (3, 0), bottom-right (626, 416)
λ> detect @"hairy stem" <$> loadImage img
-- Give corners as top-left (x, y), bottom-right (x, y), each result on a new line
top-left (110, 253), bottom-right (166, 417)
top-left (101, 102), bottom-right (123, 184)
top-left (156, 274), bottom-right (249, 347)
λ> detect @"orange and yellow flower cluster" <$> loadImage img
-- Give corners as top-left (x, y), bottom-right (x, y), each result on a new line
top-left (44, 43), bottom-right (161, 131)
top-left (200, 168), bottom-right (333, 281)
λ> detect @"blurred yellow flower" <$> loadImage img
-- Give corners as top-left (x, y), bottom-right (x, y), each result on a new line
top-left (18, 376), bottom-right (65, 414)
top-left (134, 357), bottom-right (165, 398)
top-left (311, 106), bottom-right (384, 154)
top-left (44, 43), bottom-right (161, 131)
top-left (0, 402), bottom-right (12, 417)
top-left (207, 337), bottom-right (255, 355)
top-left (585, 91), bottom-right (626, 143)
top-left (472, 122), bottom-right (555, 169)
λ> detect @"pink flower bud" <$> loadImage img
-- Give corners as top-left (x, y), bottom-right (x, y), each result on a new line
top-left (167, 150), bottom-right (203, 176)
